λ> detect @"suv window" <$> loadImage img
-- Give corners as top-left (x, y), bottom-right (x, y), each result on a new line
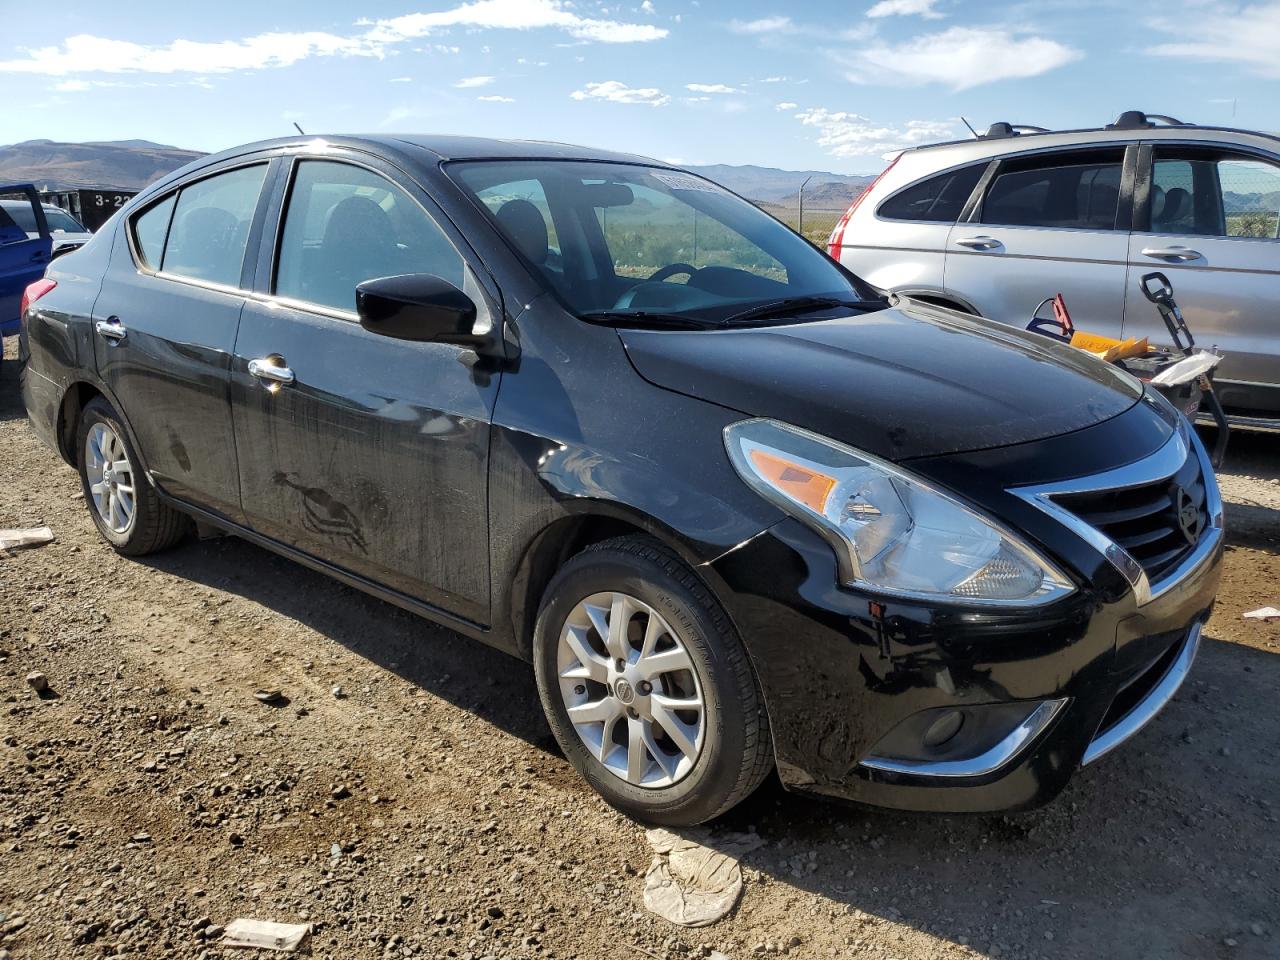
top-left (162, 165), bottom-right (267, 286)
top-left (981, 150), bottom-right (1124, 230)
top-left (1150, 148), bottom-right (1280, 238)
top-left (878, 165), bottom-right (984, 222)
top-left (133, 195), bottom-right (176, 269)
top-left (276, 160), bottom-right (463, 314)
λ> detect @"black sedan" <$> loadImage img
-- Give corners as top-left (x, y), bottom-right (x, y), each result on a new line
top-left (19, 135), bottom-right (1222, 825)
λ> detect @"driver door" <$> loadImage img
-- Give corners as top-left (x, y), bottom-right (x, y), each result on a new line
top-left (231, 154), bottom-right (501, 624)
top-left (0, 184), bottom-right (52, 336)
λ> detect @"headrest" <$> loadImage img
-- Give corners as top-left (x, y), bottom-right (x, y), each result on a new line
top-left (495, 199), bottom-right (549, 265)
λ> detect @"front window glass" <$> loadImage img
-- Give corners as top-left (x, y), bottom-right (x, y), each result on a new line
top-left (162, 164), bottom-right (267, 286)
top-left (451, 160), bottom-right (868, 324)
top-left (275, 160), bottom-right (464, 313)
top-left (43, 207), bottom-right (86, 233)
top-left (1150, 150), bottom-right (1280, 238)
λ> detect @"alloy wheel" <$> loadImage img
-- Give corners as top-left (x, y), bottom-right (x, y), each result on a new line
top-left (84, 422), bottom-right (136, 535)
top-left (556, 591), bottom-right (706, 788)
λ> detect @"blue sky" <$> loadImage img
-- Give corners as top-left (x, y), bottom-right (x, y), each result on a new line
top-left (2, 0), bottom-right (1279, 174)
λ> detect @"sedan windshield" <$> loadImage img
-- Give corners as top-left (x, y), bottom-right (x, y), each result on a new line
top-left (449, 160), bottom-right (876, 326)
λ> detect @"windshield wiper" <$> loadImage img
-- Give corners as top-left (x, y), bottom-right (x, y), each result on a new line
top-left (721, 296), bottom-right (878, 326)
top-left (580, 310), bottom-right (716, 330)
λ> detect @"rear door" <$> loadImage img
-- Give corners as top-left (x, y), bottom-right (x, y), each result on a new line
top-left (1125, 143), bottom-right (1280, 418)
top-left (944, 146), bottom-right (1134, 340)
top-left (91, 159), bottom-right (276, 521)
top-left (230, 153), bottom-right (500, 625)
top-left (0, 184), bottom-right (52, 335)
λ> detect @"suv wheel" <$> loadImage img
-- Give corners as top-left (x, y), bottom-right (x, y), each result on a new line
top-left (76, 397), bottom-right (190, 555)
top-left (533, 536), bottom-right (772, 825)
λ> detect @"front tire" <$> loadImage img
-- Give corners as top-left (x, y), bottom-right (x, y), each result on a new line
top-left (533, 535), bottom-right (772, 825)
top-left (76, 397), bottom-right (190, 555)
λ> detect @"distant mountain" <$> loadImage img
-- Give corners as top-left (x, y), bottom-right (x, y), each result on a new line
top-left (686, 164), bottom-right (874, 207)
top-left (0, 139), bottom-right (205, 191)
top-left (0, 139), bottom-right (870, 209)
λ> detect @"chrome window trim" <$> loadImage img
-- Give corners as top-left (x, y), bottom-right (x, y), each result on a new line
top-left (1009, 419), bottom-right (1223, 606)
top-left (859, 698), bottom-right (1068, 779)
top-left (1081, 622), bottom-right (1201, 766)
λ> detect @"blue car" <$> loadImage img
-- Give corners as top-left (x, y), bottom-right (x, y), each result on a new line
top-left (1, 184), bottom-right (53, 367)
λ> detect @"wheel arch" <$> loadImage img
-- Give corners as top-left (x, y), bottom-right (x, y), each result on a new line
top-left (56, 378), bottom-right (149, 475)
top-left (506, 504), bottom-right (726, 662)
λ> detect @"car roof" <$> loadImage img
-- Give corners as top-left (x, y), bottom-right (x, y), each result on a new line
top-left (901, 118), bottom-right (1280, 167)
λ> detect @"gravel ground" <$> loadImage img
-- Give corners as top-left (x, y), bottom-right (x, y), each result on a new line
top-left (1, 337), bottom-right (1278, 960)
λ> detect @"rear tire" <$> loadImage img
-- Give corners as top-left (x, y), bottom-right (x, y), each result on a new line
top-left (533, 535), bottom-right (772, 825)
top-left (75, 397), bottom-right (190, 555)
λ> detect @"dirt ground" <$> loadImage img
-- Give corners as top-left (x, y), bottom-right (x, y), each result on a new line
top-left (1, 337), bottom-right (1277, 960)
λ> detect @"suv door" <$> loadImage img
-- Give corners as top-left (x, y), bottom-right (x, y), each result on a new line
top-left (230, 153), bottom-right (500, 626)
top-left (1127, 143), bottom-right (1280, 419)
top-left (0, 184), bottom-right (52, 336)
top-left (944, 146), bottom-right (1133, 340)
top-left (91, 160), bottom-right (275, 521)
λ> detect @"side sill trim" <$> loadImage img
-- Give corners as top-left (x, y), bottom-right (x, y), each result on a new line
top-left (859, 698), bottom-right (1068, 780)
top-left (1081, 621), bottom-right (1201, 767)
top-left (155, 494), bottom-right (495, 645)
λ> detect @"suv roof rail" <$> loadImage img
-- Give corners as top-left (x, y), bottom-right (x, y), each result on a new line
top-left (1105, 110), bottom-right (1190, 130)
top-left (981, 122), bottom-right (1051, 139)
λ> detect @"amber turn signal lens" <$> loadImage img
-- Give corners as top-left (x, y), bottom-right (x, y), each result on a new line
top-left (747, 448), bottom-right (835, 513)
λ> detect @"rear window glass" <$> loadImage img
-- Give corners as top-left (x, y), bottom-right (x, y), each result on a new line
top-left (982, 152), bottom-right (1124, 230)
top-left (162, 165), bottom-right (267, 287)
top-left (878, 165), bottom-right (984, 222)
top-left (133, 195), bottom-right (176, 269)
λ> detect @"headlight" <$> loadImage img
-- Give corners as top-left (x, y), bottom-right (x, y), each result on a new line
top-left (724, 419), bottom-right (1073, 606)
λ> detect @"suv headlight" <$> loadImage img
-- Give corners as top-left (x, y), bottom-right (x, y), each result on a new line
top-left (724, 419), bottom-right (1073, 606)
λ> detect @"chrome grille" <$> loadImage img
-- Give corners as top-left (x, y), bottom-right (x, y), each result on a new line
top-left (1052, 443), bottom-right (1207, 583)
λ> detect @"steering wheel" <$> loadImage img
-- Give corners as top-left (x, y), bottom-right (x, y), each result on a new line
top-left (646, 262), bottom-right (698, 283)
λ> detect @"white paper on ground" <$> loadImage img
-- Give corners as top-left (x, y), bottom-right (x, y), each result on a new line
top-left (0, 526), bottom-right (54, 551)
top-left (221, 919), bottom-right (311, 952)
top-left (643, 828), bottom-right (765, 927)
top-left (1243, 606), bottom-right (1280, 621)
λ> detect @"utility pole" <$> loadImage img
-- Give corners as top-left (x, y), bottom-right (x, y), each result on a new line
top-left (797, 175), bottom-right (812, 237)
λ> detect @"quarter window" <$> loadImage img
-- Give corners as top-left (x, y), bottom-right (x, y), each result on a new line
top-left (981, 151), bottom-right (1124, 230)
top-left (1150, 149), bottom-right (1280, 238)
top-left (132, 195), bottom-right (176, 269)
top-left (275, 160), bottom-right (463, 314)
top-left (162, 165), bottom-right (267, 286)
top-left (878, 165), bottom-right (984, 222)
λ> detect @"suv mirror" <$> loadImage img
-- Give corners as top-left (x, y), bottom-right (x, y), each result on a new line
top-left (356, 274), bottom-right (480, 345)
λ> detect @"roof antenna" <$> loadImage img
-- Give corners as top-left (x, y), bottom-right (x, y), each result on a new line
top-left (292, 122), bottom-right (306, 136)
top-left (960, 116), bottom-right (979, 139)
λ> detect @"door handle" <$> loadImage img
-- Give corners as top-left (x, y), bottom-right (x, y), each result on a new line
top-left (954, 236), bottom-right (1002, 250)
top-left (30, 250), bottom-right (49, 263)
top-left (248, 356), bottom-right (296, 386)
top-left (94, 318), bottom-right (127, 341)
top-left (1141, 246), bottom-right (1202, 262)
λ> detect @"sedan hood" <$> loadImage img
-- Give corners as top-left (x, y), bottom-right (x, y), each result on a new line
top-left (619, 298), bottom-right (1142, 461)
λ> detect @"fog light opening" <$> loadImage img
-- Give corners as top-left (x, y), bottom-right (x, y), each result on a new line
top-left (923, 710), bottom-right (965, 748)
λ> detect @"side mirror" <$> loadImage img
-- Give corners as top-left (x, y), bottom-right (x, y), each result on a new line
top-left (356, 274), bottom-right (481, 345)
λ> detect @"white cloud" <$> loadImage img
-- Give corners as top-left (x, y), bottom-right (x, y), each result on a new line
top-left (686, 82), bottom-right (738, 94)
top-left (759, 75), bottom-right (788, 83)
top-left (641, 0), bottom-right (656, 12)
top-left (477, 94), bottom-right (515, 102)
top-left (389, 76), bottom-right (413, 82)
top-left (454, 75), bottom-right (496, 87)
top-left (0, 0), bottom-right (667, 76)
top-left (793, 108), bottom-right (955, 159)
top-left (1150, 2), bottom-right (1280, 79)
top-left (775, 100), bottom-right (797, 110)
top-left (571, 79), bottom-right (669, 106)
top-left (866, 0), bottom-right (943, 18)
top-left (847, 26), bottom-right (1081, 90)
top-left (728, 16), bottom-right (793, 34)
top-left (684, 95), bottom-right (711, 102)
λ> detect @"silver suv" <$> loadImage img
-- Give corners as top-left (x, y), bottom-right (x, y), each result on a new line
top-left (830, 111), bottom-right (1280, 430)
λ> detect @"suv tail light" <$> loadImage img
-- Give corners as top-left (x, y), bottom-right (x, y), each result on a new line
top-left (827, 153), bottom-right (902, 261)
top-left (21, 278), bottom-right (57, 316)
